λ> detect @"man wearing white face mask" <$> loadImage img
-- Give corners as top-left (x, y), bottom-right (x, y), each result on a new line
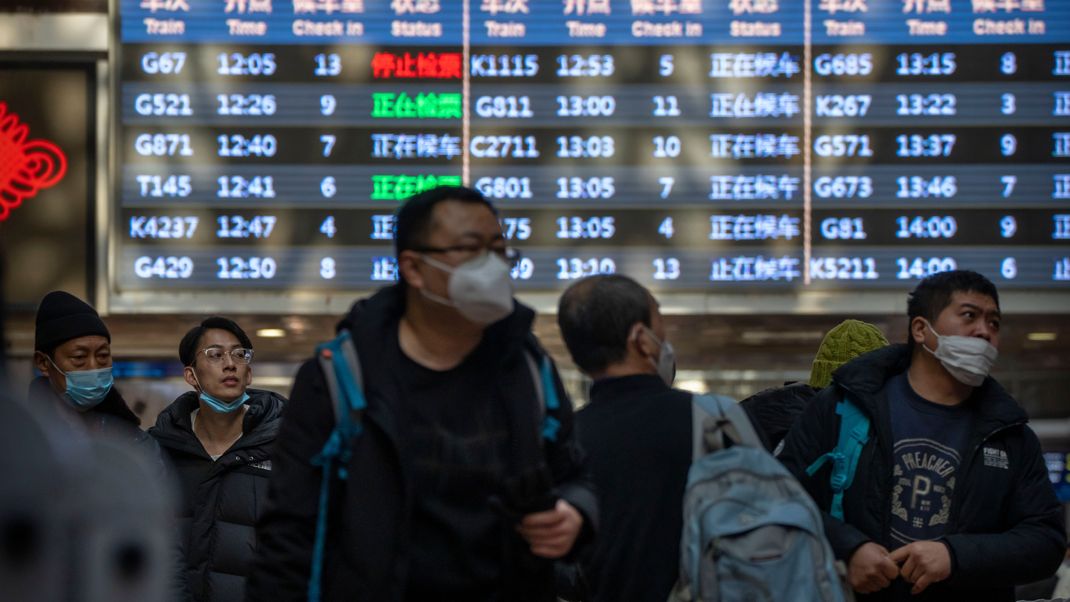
top-left (780, 270), bottom-right (1065, 602)
top-left (248, 186), bottom-right (596, 602)
top-left (557, 275), bottom-right (693, 602)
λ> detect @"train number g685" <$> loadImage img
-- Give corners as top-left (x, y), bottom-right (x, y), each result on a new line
top-left (814, 53), bottom-right (873, 77)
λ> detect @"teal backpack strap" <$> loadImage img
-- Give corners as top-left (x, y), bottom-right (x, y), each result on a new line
top-left (805, 396), bottom-right (870, 521)
top-left (308, 330), bottom-right (365, 602)
top-left (522, 350), bottom-right (561, 443)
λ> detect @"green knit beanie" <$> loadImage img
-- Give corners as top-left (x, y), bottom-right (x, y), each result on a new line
top-left (808, 320), bottom-right (890, 388)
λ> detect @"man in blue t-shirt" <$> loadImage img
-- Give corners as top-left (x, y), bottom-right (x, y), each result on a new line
top-left (780, 270), bottom-right (1065, 602)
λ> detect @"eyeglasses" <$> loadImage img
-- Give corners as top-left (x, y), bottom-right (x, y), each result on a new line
top-left (199, 347), bottom-right (254, 364)
top-left (413, 244), bottom-right (522, 269)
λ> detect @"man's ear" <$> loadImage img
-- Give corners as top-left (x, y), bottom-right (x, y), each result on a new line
top-left (396, 251), bottom-right (424, 289)
top-left (33, 351), bottom-right (52, 377)
top-left (910, 317), bottom-right (929, 346)
top-left (630, 322), bottom-right (654, 358)
top-left (183, 366), bottom-right (199, 390)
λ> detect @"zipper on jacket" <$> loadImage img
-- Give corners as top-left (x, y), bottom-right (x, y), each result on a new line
top-left (947, 420), bottom-right (1026, 531)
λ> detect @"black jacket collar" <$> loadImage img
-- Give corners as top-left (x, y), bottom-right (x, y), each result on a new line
top-left (150, 388), bottom-right (284, 454)
top-left (832, 344), bottom-right (1027, 429)
top-left (589, 373), bottom-right (672, 404)
top-left (338, 284), bottom-right (537, 369)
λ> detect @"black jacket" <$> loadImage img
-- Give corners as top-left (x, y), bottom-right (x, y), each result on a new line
top-left (245, 286), bottom-right (597, 602)
top-left (575, 374), bottom-right (693, 602)
top-left (779, 345), bottom-right (1066, 602)
top-left (28, 376), bottom-right (162, 458)
top-left (151, 389), bottom-right (285, 602)
top-left (739, 381), bottom-right (817, 453)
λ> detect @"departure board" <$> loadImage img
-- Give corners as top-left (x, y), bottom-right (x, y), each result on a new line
top-left (114, 0), bottom-right (1070, 294)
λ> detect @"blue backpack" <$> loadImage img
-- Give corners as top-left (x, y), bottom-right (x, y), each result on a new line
top-left (670, 394), bottom-right (852, 602)
top-left (305, 329), bottom-right (562, 602)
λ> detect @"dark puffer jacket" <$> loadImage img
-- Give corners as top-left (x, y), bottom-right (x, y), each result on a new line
top-left (150, 389), bottom-right (285, 602)
top-left (779, 345), bottom-right (1066, 602)
top-left (739, 381), bottom-right (818, 453)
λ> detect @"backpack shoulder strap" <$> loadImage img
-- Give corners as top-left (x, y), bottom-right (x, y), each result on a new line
top-left (308, 329), bottom-right (365, 602)
top-left (522, 348), bottom-right (561, 443)
top-left (805, 395), bottom-right (870, 521)
top-left (691, 393), bottom-right (756, 461)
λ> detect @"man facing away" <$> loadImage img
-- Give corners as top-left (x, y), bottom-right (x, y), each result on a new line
top-left (557, 274), bottom-right (691, 602)
top-left (150, 317), bottom-right (285, 602)
top-left (246, 186), bottom-right (596, 602)
top-left (779, 270), bottom-right (1066, 601)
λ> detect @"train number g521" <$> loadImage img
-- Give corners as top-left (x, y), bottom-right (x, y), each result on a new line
top-left (134, 93), bottom-right (192, 117)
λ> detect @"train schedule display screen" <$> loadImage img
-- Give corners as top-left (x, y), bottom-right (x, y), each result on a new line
top-left (114, 0), bottom-right (1070, 294)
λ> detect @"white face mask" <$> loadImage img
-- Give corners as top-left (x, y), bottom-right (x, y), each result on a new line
top-left (419, 252), bottom-right (515, 326)
top-left (921, 321), bottom-right (998, 387)
top-left (641, 327), bottom-right (676, 386)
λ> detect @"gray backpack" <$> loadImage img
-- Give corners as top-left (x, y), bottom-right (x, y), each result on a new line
top-left (670, 394), bottom-right (852, 602)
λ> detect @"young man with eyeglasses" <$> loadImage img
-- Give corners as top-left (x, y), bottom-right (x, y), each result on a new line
top-left (151, 317), bottom-right (286, 602)
top-left (247, 186), bottom-right (596, 602)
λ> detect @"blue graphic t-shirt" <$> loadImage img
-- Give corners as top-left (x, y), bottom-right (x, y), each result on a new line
top-left (888, 372), bottom-right (972, 546)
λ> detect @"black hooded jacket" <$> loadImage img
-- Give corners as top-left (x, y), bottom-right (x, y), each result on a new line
top-left (779, 345), bottom-right (1066, 602)
top-left (151, 389), bottom-right (285, 602)
top-left (245, 285), bottom-right (597, 602)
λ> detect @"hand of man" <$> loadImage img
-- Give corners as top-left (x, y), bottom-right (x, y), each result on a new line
top-left (890, 541), bottom-right (952, 595)
top-left (848, 542), bottom-right (900, 594)
top-left (517, 499), bottom-right (583, 559)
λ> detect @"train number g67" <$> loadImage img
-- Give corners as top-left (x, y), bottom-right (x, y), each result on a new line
top-left (140, 52), bottom-right (186, 75)
top-left (814, 53), bottom-right (873, 76)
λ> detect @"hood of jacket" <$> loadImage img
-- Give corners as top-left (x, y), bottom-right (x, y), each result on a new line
top-left (149, 387), bottom-right (285, 455)
top-left (337, 284), bottom-right (537, 368)
top-left (28, 375), bottom-right (140, 426)
top-left (831, 343), bottom-right (1028, 430)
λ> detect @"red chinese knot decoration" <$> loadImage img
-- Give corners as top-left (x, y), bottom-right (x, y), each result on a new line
top-left (0, 102), bottom-right (68, 222)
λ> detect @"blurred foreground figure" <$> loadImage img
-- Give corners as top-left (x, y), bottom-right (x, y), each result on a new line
top-left (0, 390), bottom-right (174, 602)
top-left (151, 317), bottom-right (285, 602)
top-left (780, 270), bottom-right (1066, 601)
top-left (247, 186), bottom-right (595, 602)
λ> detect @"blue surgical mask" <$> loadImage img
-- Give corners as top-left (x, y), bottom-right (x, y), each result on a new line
top-left (49, 358), bottom-right (114, 410)
top-left (200, 390), bottom-right (250, 414)
top-left (192, 371), bottom-right (248, 414)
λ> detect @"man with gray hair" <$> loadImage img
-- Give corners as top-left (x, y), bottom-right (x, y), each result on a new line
top-left (557, 274), bottom-right (690, 602)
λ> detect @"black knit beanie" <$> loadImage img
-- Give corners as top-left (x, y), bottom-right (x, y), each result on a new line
top-left (34, 291), bottom-right (110, 353)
